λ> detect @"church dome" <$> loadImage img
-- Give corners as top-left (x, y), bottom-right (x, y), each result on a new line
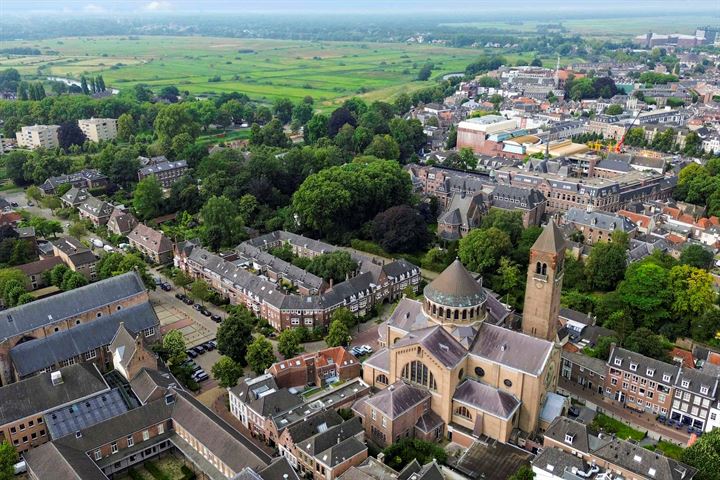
top-left (424, 259), bottom-right (486, 308)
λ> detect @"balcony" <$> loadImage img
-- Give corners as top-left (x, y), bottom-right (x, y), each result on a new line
top-left (533, 273), bottom-right (548, 282)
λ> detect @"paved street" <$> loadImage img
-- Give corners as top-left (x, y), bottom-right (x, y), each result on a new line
top-left (559, 377), bottom-right (691, 445)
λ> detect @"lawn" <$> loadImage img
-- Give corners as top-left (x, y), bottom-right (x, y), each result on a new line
top-left (0, 35), bottom-right (587, 108)
top-left (645, 440), bottom-right (684, 460)
top-left (591, 413), bottom-right (646, 441)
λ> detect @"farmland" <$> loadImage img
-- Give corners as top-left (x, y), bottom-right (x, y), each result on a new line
top-left (0, 36), bottom-right (582, 107)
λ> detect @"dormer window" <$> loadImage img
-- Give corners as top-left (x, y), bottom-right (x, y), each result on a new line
top-left (681, 379), bottom-right (690, 389)
top-left (700, 386), bottom-right (709, 395)
top-left (630, 363), bottom-right (638, 372)
top-left (663, 374), bottom-right (671, 383)
top-left (646, 368), bottom-right (655, 377)
top-left (614, 358), bottom-right (622, 366)
top-left (564, 433), bottom-right (575, 445)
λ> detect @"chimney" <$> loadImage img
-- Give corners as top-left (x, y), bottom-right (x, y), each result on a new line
top-left (377, 452), bottom-right (385, 464)
top-left (51, 371), bottom-right (63, 386)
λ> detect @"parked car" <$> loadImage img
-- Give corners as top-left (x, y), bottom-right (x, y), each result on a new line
top-left (194, 372), bottom-right (209, 382)
top-left (200, 308), bottom-right (211, 317)
top-left (103, 245), bottom-right (114, 253)
top-left (160, 283), bottom-right (172, 291)
top-left (91, 238), bottom-right (104, 248)
top-left (154, 277), bottom-right (163, 286)
top-left (211, 314), bottom-right (222, 322)
top-left (203, 341), bottom-right (215, 351)
top-left (568, 406), bottom-right (580, 417)
top-left (183, 297), bottom-right (194, 305)
top-left (186, 349), bottom-right (198, 359)
top-left (208, 340), bottom-right (218, 349)
top-left (175, 293), bottom-right (186, 300)
top-left (10, 202), bottom-right (18, 207)
top-left (656, 415), bottom-right (667, 424)
top-left (193, 304), bottom-right (202, 311)
top-left (193, 345), bottom-right (206, 354)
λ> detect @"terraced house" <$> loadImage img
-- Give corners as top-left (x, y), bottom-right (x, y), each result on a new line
top-left (175, 231), bottom-right (420, 330)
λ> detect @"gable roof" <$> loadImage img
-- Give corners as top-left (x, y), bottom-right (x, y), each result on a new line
top-left (128, 224), bottom-right (173, 253)
top-left (0, 271), bottom-right (146, 341)
top-left (453, 378), bottom-right (521, 419)
top-left (393, 326), bottom-right (467, 368)
top-left (364, 381), bottom-right (430, 419)
top-left (110, 322), bottom-right (140, 369)
top-left (470, 323), bottom-right (554, 376)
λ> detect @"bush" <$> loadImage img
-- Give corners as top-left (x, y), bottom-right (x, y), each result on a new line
top-left (350, 239), bottom-right (389, 257)
top-left (591, 413), bottom-right (645, 441)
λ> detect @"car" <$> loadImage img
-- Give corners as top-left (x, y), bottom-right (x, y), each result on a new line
top-left (27, 201), bottom-right (33, 206)
top-left (191, 363), bottom-right (202, 372)
top-left (175, 293), bottom-right (186, 300)
top-left (193, 303), bottom-right (202, 311)
top-left (361, 344), bottom-right (373, 353)
top-left (10, 202), bottom-right (18, 207)
top-left (186, 349), bottom-right (198, 359)
top-left (90, 238), bottom-right (104, 248)
top-left (568, 406), bottom-right (580, 417)
top-left (193, 345), bottom-right (206, 354)
top-left (160, 283), bottom-right (172, 291)
top-left (194, 373), bottom-right (210, 382)
top-left (200, 308), bottom-right (211, 317)
top-left (64, 223), bottom-right (70, 228)
top-left (211, 314), bottom-right (222, 322)
top-left (183, 297), bottom-right (194, 305)
top-left (191, 369), bottom-right (206, 378)
top-left (350, 347), bottom-right (362, 356)
top-left (204, 342), bottom-right (215, 351)
top-left (154, 277), bottom-right (163, 286)
top-left (208, 340), bottom-right (218, 348)
top-left (656, 415), bottom-right (667, 424)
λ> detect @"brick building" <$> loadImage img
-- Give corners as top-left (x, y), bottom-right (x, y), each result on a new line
top-left (52, 236), bottom-right (98, 281)
top-left (138, 160), bottom-right (188, 188)
top-left (268, 347), bottom-right (361, 389)
top-left (128, 223), bottom-right (174, 264)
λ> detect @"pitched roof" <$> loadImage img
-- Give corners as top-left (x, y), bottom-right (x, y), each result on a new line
top-left (128, 223), bottom-right (173, 253)
top-left (78, 197), bottom-right (113, 218)
top-left (470, 323), bottom-right (554, 376)
top-left (532, 220), bottom-right (566, 253)
top-left (393, 326), bottom-right (467, 368)
top-left (364, 381), bottom-right (430, 419)
top-left (423, 259), bottom-right (486, 308)
top-left (0, 363), bottom-right (108, 426)
top-left (608, 346), bottom-right (679, 385)
top-left (0, 271), bottom-right (146, 341)
top-left (453, 378), bottom-right (521, 419)
top-left (110, 322), bottom-right (140, 369)
top-left (10, 301), bottom-right (159, 377)
top-left (16, 256), bottom-right (64, 276)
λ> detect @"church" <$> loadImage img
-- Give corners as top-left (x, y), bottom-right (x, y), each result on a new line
top-left (358, 221), bottom-right (566, 446)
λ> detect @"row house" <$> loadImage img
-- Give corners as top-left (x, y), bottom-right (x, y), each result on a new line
top-left (40, 169), bottom-right (108, 195)
top-left (563, 207), bottom-right (638, 244)
top-left (107, 208), bottom-right (139, 236)
top-left (560, 350), bottom-right (606, 396)
top-left (52, 236), bottom-right (98, 281)
top-left (175, 234), bottom-right (420, 331)
top-left (604, 345), bottom-right (678, 417)
top-left (671, 368), bottom-right (719, 431)
top-left (294, 417), bottom-right (366, 480)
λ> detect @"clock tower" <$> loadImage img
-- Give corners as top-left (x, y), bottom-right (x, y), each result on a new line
top-left (522, 220), bottom-right (566, 342)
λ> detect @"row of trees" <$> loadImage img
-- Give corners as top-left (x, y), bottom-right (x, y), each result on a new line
top-left (674, 160), bottom-right (720, 217)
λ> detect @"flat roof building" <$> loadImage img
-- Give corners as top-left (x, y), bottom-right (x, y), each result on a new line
top-left (16, 125), bottom-right (59, 150)
top-left (78, 118), bottom-right (118, 143)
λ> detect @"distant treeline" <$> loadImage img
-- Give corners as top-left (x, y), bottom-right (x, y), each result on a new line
top-left (0, 47), bottom-right (42, 55)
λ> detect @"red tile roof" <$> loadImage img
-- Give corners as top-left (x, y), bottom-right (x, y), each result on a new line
top-left (670, 348), bottom-right (695, 369)
top-left (618, 210), bottom-right (652, 229)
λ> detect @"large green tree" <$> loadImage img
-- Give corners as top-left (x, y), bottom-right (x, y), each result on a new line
top-left (585, 241), bottom-right (627, 291)
top-left (200, 195), bottom-right (244, 249)
top-left (458, 227), bottom-right (512, 276)
top-left (245, 335), bottom-right (276, 375)
top-left (211, 356), bottom-right (244, 388)
top-left (682, 428), bottom-right (720, 480)
top-left (277, 329), bottom-right (303, 359)
top-left (162, 330), bottom-right (187, 366)
top-left (0, 440), bottom-right (18, 479)
top-left (133, 176), bottom-right (164, 220)
top-left (217, 307), bottom-right (253, 365)
top-left (325, 318), bottom-right (350, 347)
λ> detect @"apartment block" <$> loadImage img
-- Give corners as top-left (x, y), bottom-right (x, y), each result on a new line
top-left (78, 117), bottom-right (118, 142)
top-left (15, 125), bottom-right (60, 149)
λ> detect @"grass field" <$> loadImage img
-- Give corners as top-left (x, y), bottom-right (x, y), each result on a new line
top-left (0, 36), bottom-right (583, 107)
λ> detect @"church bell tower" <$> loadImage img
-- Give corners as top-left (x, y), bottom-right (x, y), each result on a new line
top-left (522, 220), bottom-right (566, 342)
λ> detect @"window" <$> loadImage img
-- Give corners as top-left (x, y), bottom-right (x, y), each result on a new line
top-left (455, 405), bottom-right (472, 419)
top-left (401, 361), bottom-right (437, 391)
top-left (375, 374), bottom-right (388, 385)
top-left (144, 327), bottom-right (155, 337)
top-left (662, 374), bottom-right (671, 383)
top-left (504, 379), bottom-right (513, 388)
top-left (111, 442), bottom-right (118, 454)
top-left (371, 410), bottom-right (376, 421)
top-left (646, 368), bottom-right (655, 377)
top-left (700, 386), bottom-right (709, 395)
top-left (381, 416), bottom-right (387, 427)
top-left (614, 358), bottom-right (622, 366)
top-left (157, 424), bottom-right (164, 435)
top-left (84, 350), bottom-right (96, 361)
top-left (682, 379), bottom-right (690, 389)
top-left (127, 435), bottom-right (134, 447)
top-left (630, 363), bottom-right (638, 372)
top-left (96, 312), bottom-right (102, 318)
top-left (458, 368), bottom-right (464, 380)
top-left (474, 367), bottom-right (485, 377)
top-left (611, 378), bottom-right (617, 386)
top-left (94, 450), bottom-right (102, 461)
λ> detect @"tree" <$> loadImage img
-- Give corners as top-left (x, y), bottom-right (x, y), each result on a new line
top-left (382, 438), bottom-right (447, 471)
top-left (0, 440), bottom-right (18, 479)
top-left (61, 270), bottom-right (88, 291)
top-left (625, 327), bottom-right (671, 361)
top-left (277, 329), bottom-right (303, 359)
top-left (189, 280), bottom-right (211, 305)
top-left (331, 307), bottom-right (356, 330)
top-left (133, 176), bottom-right (164, 220)
top-left (273, 98), bottom-right (294, 124)
top-left (217, 307), bottom-right (253, 365)
top-left (364, 134), bottom-right (400, 160)
top-left (25, 185), bottom-right (42, 203)
top-left (458, 227), bottom-right (512, 276)
top-left (304, 113), bottom-right (329, 144)
top-left (172, 270), bottom-right (193, 293)
top-left (250, 119), bottom-right (290, 148)
top-left (16, 293), bottom-right (34, 305)
top-left (57, 121), bottom-right (86, 151)
top-left (371, 205), bottom-right (430, 253)
top-left (5, 151), bottom-right (30, 185)
top-left (585, 241), bottom-right (627, 291)
top-left (246, 335), bottom-right (275, 374)
top-left (68, 222), bottom-right (87, 239)
top-left (669, 265), bottom-right (716, 327)
top-left (605, 104), bottom-right (624, 115)
top-left (48, 263), bottom-right (69, 287)
top-left (162, 330), bottom-right (187, 366)
top-left (682, 428), bottom-right (720, 480)
top-left (325, 318), bottom-right (350, 347)
top-left (691, 309), bottom-right (720, 342)
top-left (480, 209), bottom-right (524, 245)
top-left (200, 195), bottom-right (243, 249)
top-left (618, 262), bottom-right (671, 330)
top-left (292, 102), bottom-right (314, 126)
top-left (96, 252), bottom-right (155, 289)
top-left (306, 251), bottom-right (357, 284)
top-left (458, 147), bottom-right (478, 170)
top-left (388, 118), bottom-right (425, 161)
top-left (416, 63), bottom-right (433, 81)
top-left (80, 76), bottom-right (89, 95)
top-left (212, 356), bottom-right (244, 388)
top-left (493, 257), bottom-right (523, 308)
top-left (328, 107), bottom-right (356, 137)
top-left (154, 104), bottom-right (200, 142)
top-left (679, 244), bottom-right (714, 270)
top-left (508, 465), bottom-right (535, 480)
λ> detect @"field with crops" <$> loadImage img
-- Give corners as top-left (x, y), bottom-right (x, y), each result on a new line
top-left (0, 35), bottom-right (582, 107)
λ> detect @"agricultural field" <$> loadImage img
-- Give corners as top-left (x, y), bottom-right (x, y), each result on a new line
top-left (0, 36), bottom-right (580, 107)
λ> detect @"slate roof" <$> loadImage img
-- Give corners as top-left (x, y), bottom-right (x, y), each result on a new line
top-left (61, 187), bottom-right (90, 205)
top-left (257, 458), bottom-right (300, 480)
top-left (544, 416), bottom-right (594, 454)
top-left (16, 256), bottom-right (63, 277)
top-left (128, 223), bottom-right (173, 254)
top-left (130, 366), bottom-right (184, 404)
top-left (138, 159), bottom-right (188, 176)
top-left (490, 184), bottom-right (546, 210)
top-left (561, 350), bottom-right (607, 374)
top-left (51, 236), bottom-right (97, 266)
top-left (532, 220), bottom-right (567, 253)
top-left (285, 409), bottom-right (344, 444)
top-left (453, 378), bottom-right (521, 419)
top-left (363, 347), bottom-right (390, 373)
top-left (674, 367), bottom-right (719, 398)
top-left (393, 326), bottom-right (467, 368)
top-left (423, 259), bottom-right (486, 308)
top-left (0, 271), bottom-right (145, 341)
top-left (415, 410), bottom-right (444, 433)
top-left (387, 298), bottom-right (431, 333)
top-left (364, 381), bottom-right (430, 419)
top-left (299, 417), bottom-right (363, 457)
top-left (0, 363), bottom-right (108, 426)
top-left (110, 322), bottom-right (140, 369)
top-left (593, 437), bottom-right (697, 480)
top-left (470, 323), bottom-right (554, 376)
top-left (566, 207), bottom-right (637, 232)
top-left (608, 346), bottom-right (679, 385)
top-left (559, 307), bottom-right (594, 325)
top-left (532, 447), bottom-right (585, 477)
top-left (10, 301), bottom-right (159, 376)
top-left (107, 209), bottom-right (138, 234)
top-left (78, 197), bottom-right (113, 219)
top-left (316, 437), bottom-right (367, 468)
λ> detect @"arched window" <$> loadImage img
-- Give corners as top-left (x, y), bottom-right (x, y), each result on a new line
top-left (455, 405), bottom-right (472, 419)
top-left (401, 361), bottom-right (437, 391)
top-left (469, 308), bottom-right (474, 319)
top-left (376, 374), bottom-right (389, 385)
top-left (462, 310), bottom-right (467, 320)
top-left (432, 304), bottom-right (437, 315)
top-left (438, 307), bottom-right (444, 318)
top-left (454, 309), bottom-right (459, 320)
top-left (541, 263), bottom-right (547, 276)
top-left (535, 262), bottom-right (542, 274)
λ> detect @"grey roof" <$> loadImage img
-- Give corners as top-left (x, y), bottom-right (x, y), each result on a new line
top-left (364, 381), bottom-right (430, 419)
top-left (41, 169), bottom-right (107, 191)
top-left (593, 437), bottom-right (697, 480)
top-left (561, 350), bottom-right (607, 374)
top-left (565, 207), bottom-right (637, 233)
top-left (453, 378), bottom-right (520, 419)
top-left (470, 323), bottom-right (554, 376)
top-left (438, 192), bottom-right (484, 231)
top-left (299, 417), bottom-right (364, 457)
top-left (45, 387), bottom-right (129, 440)
top-left (316, 437), bottom-right (367, 468)
top-left (674, 367), bottom-right (719, 398)
top-left (490, 184), bottom-right (546, 210)
top-left (414, 410), bottom-right (444, 433)
top-left (0, 271), bottom-right (145, 340)
top-left (595, 159), bottom-right (633, 173)
top-left (532, 220), bottom-right (567, 253)
top-left (258, 458), bottom-right (300, 480)
top-left (0, 363), bottom-right (108, 426)
top-left (285, 409), bottom-right (344, 444)
top-left (107, 209), bottom-right (138, 234)
top-left (130, 366), bottom-right (184, 405)
top-left (138, 159), bottom-right (188, 176)
top-left (387, 298), bottom-right (431, 333)
top-left (608, 346), bottom-right (679, 385)
top-left (61, 187), bottom-right (90, 205)
top-left (363, 347), bottom-right (390, 373)
top-left (423, 259), bottom-right (486, 308)
top-left (25, 441), bottom-right (107, 480)
top-left (544, 417), bottom-right (593, 454)
top-left (559, 307), bottom-right (594, 325)
top-left (10, 301), bottom-right (159, 376)
top-left (532, 447), bottom-right (585, 477)
top-left (128, 223), bottom-right (173, 253)
top-left (393, 326), bottom-right (467, 368)
top-left (78, 197), bottom-right (113, 218)
top-left (110, 322), bottom-right (140, 369)
top-left (51, 236), bottom-right (97, 266)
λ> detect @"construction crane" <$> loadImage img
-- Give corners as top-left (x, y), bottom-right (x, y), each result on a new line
top-left (614, 110), bottom-right (642, 153)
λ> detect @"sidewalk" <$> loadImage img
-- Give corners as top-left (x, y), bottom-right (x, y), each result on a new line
top-left (559, 377), bottom-right (691, 445)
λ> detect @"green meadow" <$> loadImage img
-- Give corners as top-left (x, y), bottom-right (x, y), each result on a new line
top-left (0, 36), bottom-right (582, 107)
